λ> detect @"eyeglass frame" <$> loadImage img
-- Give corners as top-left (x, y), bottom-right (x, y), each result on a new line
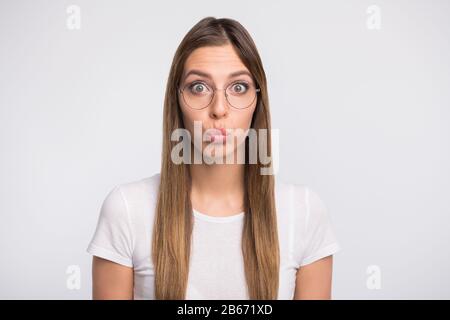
top-left (177, 81), bottom-right (261, 110)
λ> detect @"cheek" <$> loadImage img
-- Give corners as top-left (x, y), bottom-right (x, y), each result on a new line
top-left (179, 103), bottom-right (208, 136)
top-left (237, 106), bottom-right (256, 129)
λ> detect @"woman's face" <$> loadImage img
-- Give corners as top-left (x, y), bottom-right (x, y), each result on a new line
top-left (178, 44), bottom-right (258, 162)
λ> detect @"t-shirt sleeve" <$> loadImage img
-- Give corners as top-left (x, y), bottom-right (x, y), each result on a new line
top-left (299, 187), bottom-right (341, 267)
top-left (86, 185), bottom-right (134, 267)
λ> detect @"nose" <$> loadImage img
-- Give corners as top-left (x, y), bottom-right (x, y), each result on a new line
top-left (209, 89), bottom-right (229, 119)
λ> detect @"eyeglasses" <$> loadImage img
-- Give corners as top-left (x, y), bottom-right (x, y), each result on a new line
top-left (178, 81), bottom-right (260, 110)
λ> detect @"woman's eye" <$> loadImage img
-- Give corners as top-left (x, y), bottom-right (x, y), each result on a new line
top-left (230, 82), bottom-right (249, 94)
top-left (189, 82), bottom-right (208, 94)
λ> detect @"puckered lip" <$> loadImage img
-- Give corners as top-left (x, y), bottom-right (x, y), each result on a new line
top-left (205, 127), bottom-right (229, 136)
top-left (204, 127), bottom-right (231, 142)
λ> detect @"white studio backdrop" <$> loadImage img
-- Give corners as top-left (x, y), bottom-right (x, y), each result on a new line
top-left (1, 0), bottom-right (449, 299)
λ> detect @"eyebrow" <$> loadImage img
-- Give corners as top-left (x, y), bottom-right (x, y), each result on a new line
top-left (182, 69), bottom-right (253, 81)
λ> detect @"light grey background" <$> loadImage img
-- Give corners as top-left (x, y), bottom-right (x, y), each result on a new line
top-left (1, 0), bottom-right (449, 299)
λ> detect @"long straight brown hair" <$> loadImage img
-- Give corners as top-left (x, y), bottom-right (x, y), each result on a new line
top-left (152, 17), bottom-right (279, 300)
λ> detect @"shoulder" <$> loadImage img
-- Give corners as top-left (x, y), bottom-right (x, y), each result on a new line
top-left (117, 172), bottom-right (161, 201)
top-left (274, 177), bottom-right (308, 216)
top-left (274, 176), bottom-right (333, 239)
top-left (274, 177), bottom-right (328, 218)
top-left (87, 173), bottom-right (161, 266)
top-left (106, 172), bottom-right (161, 232)
top-left (274, 177), bottom-right (340, 267)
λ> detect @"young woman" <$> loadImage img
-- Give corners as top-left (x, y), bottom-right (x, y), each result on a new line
top-left (87, 17), bottom-right (341, 300)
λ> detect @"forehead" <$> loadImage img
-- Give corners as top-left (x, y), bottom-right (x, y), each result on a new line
top-left (183, 44), bottom-right (249, 78)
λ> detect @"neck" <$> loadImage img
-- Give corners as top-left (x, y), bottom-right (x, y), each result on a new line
top-left (190, 163), bottom-right (245, 195)
top-left (189, 163), bottom-right (245, 214)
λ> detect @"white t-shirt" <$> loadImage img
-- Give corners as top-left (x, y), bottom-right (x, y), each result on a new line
top-left (87, 173), bottom-right (341, 299)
